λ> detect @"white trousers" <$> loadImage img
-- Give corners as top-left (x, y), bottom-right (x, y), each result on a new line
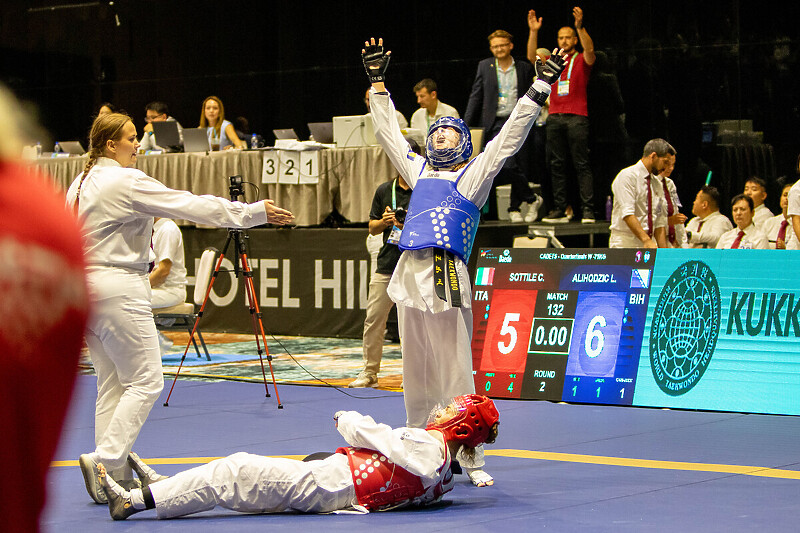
top-left (84, 266), bottom-right (164, 471)
top-left (151, 285), bottom-right (186, 309)
top-left (397, 305), bottom-right (485, 468)
top-left (360, 272), bottom-right (395, 376)
top-left (609, 231), bottom-right (646, 248)
top-left (150, 452), bottom-right (356, 518)
top-left (398, 305), bottom-right (476, 427)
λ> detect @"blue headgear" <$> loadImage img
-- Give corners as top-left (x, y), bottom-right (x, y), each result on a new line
top-left (426, 117), bottom-right (473, 168)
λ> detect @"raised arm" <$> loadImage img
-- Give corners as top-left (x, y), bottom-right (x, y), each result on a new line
top-left (361, 37), bottom-right (425, 187)
top-left (362, 37), bottom-right (391, 93)
top-left (573, 6), bottom-right (596, 65)
top-left (526, 10), bottom-right (542, 63)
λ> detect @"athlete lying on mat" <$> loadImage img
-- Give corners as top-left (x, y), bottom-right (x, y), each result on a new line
top-left (96, 394), bottom-right (499, 520)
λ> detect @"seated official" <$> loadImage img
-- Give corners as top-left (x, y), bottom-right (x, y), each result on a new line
top-left (150, 217), bottom-right (187, 309)
top-left (762, 182), bottom-right (799, 249)
top-left (200, 96), bottom-right (244, 150)
top-left (716, 194), bottom-right (768, 249)
top-left (685, 186), bottom-right (733, 248)
top-left (743, 176), bottom-right (774, 228)
top-left (788, 177), bottom-right (800, 246)
top-left (140, 101), bottom-right (184, 152)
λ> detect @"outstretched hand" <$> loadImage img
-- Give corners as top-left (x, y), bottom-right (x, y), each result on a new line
top-left (362, 37), bottom-right (391, 83)
top-left (573, 6), bottom-right (584, 30)
top-left (535, 48), bottom-right (568, 84)
top-left (263, 200), bottom-right (294, 225)
top-left (527, 9), bottom-right (542, 31)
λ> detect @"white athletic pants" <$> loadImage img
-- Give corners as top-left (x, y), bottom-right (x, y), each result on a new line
top-left (151, 285), bottom-right (186, 309)
top-left (397, 305), bottom-right (485, 468)
top-left (84, 266), bottom-right (164, 471)
top-left (150, 452), bottom-right (356, 518)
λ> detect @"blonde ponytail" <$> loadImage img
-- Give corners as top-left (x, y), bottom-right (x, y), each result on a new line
top-left (74, 112), bottom-right (131, 211)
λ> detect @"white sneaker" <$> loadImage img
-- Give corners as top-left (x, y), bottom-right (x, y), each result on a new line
top-left (128, 451), bottom-right (169, 487)
top-left (79, 454), bottom-right (107, 504)
top-left (525, 196), bottom-right (544, 222)
top-left (348, 373), bottom-right (378, 388)
top-left (508, 211), bottom-right (524, 223)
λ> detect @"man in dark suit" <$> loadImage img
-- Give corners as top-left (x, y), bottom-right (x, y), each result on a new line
top-left (465, 29), bottom-right (542, 222)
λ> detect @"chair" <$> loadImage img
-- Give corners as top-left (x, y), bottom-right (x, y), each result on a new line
top-left (153, 247), bottom-right (218, 361)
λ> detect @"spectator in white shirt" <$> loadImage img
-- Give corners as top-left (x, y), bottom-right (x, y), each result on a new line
top-left (684, 186), bottom-right (733, 248)
top-left (609, 138), bottom-right (674, 248)
top-left (743, 177), bottom-right (773, 228)
top-left (786, 177), bottom-right (800, 247)
top-left (410, 79), bottom-right (460, 135)
top-left (762, 182), bottom-right (798, 249)
top-left (656, 153), bottom-right (688, 247)
top-left (716, 194), bottom-right (769, 249)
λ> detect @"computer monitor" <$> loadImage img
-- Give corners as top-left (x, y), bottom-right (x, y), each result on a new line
top-left (332, 115), bottom-right (376, 147)
top-left (307, 122), bottom-right (334, 144)
top-left (57, 141), bottom-right (86, 155)
top-left (151, 121), bottom-right (181, 148)
top-left (273, 129), bottom-right (299, 141)
top-left (182, 128), bottom-right (211, 152)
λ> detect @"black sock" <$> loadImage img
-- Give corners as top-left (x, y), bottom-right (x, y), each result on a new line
top-left (143, 486), bottom-right (156, 510)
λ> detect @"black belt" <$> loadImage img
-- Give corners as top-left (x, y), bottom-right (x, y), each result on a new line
top-left (433, 249), bottom-right (461, 307)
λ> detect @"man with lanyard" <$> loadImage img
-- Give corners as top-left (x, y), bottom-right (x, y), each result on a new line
top-left (528, 7), bottom-right (597, 224)
top-left (608, 138), bottom-right (673, 248)
top-left (349, 172), bottom-right (413, 388)
top-left (465, 29), bottom-right (543, 223)
top-left (362, 36), bottom-right (565, 487)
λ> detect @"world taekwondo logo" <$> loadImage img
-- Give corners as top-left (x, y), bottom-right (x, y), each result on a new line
top-left (649, 260), bottom-right (721, 396)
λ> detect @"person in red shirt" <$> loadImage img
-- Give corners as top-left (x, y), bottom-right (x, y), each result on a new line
top-left (0, 84), bottom-right (90, 533)
top-left (528, 6), bottom-right (597, 224)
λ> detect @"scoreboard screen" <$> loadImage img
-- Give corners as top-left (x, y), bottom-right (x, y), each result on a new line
top-left (471, 248), bottom-right (654, 404)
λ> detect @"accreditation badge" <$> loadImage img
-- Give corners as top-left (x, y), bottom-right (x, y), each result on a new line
top-left (557, 79), bottom-right (570, 96)
top-left (387, 225), bottom-right (403, 245)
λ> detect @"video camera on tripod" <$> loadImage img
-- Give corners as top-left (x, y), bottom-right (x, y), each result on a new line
top-left (229, 175), bottom-right (244, 201)
top-left (164, 173), bottom-right (284, 408)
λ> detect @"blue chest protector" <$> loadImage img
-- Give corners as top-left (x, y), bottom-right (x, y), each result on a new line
top-left (399, 172), bottom-right (481, 263)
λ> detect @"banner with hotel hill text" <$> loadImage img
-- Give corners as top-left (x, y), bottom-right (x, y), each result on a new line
top-left (471, 247), bottom-right (800, 416)
top-left (181, 228), bottom-right (371, 338)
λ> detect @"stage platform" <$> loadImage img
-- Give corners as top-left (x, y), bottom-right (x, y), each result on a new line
top-left (46, 375), bottom-right (800, 532)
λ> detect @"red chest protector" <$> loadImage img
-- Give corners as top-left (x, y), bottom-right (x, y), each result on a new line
top-left (336, 446), bottom-right (427, 511)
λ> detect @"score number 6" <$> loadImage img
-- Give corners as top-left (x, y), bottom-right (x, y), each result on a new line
top-left (585, 315), bottom-right (606, 358)
top-left (497, 313), bottom-right (520, 355)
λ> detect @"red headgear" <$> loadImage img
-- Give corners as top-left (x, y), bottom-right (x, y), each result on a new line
top-left (426, 394), bottom-right (499, 449)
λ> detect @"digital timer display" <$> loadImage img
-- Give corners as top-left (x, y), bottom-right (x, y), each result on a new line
top-left (471, 248), bottom-right (653, 404)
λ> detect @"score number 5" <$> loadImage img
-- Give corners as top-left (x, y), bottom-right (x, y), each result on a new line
top-left (497, 313), bottom-right (520, 355)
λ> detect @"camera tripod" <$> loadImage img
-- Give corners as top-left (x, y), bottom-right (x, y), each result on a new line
top-left (164, 176), bottom-right (283, 408)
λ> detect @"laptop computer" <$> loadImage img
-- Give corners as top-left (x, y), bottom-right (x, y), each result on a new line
top-left (333, 115), bottom-right (376, 147)
top-left (151, 121), bottom-right (182, 148)
top-left (57, 141), bottom-right (86, 155)
top-left (182, 128), bottom-right (211, 152)
top-left (307, 122), bottom-right (334, 144)
top-left (273, 129), bottom-right (299, 141)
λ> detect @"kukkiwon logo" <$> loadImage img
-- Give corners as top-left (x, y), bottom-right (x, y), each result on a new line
top-left (649, 260), bottom-right (721, 396)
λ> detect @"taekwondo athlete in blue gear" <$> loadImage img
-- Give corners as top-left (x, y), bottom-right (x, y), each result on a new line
top-left (362, 37), bottom-right (565, 487)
